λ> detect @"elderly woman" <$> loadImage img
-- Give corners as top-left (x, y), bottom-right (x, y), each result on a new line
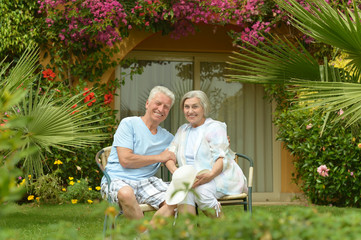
top-left (165, 90), bottom-right (247, 217)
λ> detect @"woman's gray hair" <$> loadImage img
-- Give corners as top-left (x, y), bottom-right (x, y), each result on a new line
top-left (181, 90), bottom-right (210, 117)
top-left (148, 86), bottom-right (175, 107)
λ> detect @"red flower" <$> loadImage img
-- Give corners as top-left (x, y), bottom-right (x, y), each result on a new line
top-left (84, 90), bottom-right (96, 107)
top-left (83, 88), bottom-right (89, 96)
top-left (86, 98), bottom-right (96, 106)
top-left (42, 69), bottom-right (56, 81)
top-left (71, 104), bottom-right (77, 109)
top-left (104, 92), bottom-right (113, 105)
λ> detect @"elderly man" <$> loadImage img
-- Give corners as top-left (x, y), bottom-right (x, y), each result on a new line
top-left (101, 86), bottom-right (176, 219)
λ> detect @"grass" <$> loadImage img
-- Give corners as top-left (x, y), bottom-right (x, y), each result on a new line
top-left (1, 202), bottom-right (361, 240)
top-left (1, 202), bottom-right (105, 240)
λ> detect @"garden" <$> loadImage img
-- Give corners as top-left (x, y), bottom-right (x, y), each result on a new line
top-left (2, 0), bottom-right (361, 239)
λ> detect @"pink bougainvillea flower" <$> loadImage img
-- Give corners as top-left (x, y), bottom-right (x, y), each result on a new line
top-left (317, 165), bottom-right (329, 177)
top-left (42, 69), bottom-right (56, 80)
top-left (306, 123), bottom-right (313, 130)
top-left (104, 92), bottom-right (113, 105)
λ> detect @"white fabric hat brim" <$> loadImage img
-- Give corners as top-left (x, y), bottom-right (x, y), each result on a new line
top-left (165, 165), bottom-right (197, 205)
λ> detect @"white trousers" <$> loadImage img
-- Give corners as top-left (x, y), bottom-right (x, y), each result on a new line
top-left (179, 179), bottom-right (224, 210)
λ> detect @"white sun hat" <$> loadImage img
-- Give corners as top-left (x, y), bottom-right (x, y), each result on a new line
top-left (165, 165), bottom-right (198, 205)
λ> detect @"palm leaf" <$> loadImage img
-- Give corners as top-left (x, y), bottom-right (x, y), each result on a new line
top-left (0, 45), bottom-right (39, 110)
top-left (227, 0), bottom-right (361, 128)
top-left (276, 0), bottom-right (361, 75)
top-left (3, 45), bottom-right (39, 94)
top-left (14, 85), bottom-right (110, 176)
top-left (226, 34), bottom-right (320, 84)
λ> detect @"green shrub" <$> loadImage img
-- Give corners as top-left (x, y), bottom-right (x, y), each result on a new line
top-left (32, 173), bottom-right (62, 204)
top-left (106, 207), bottom-right (361, 240)
top-left (61, 178), bottom-right (101, 204)
top-left (275, 106), bottom-right (361, 207)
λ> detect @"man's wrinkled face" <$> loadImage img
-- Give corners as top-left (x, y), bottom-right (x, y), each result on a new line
top-left (145, 92), bottom-right (172, 124)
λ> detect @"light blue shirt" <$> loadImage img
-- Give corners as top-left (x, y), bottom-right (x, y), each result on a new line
top-left (101, 116), bottom-right (173, 183)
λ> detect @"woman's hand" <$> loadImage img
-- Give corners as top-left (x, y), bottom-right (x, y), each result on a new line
top-left (192, 171), bottom-right (214, 188)
top-left (192, 157), bottom-right (224, 188)
top-left (165, 158), bottom-right (178, 174)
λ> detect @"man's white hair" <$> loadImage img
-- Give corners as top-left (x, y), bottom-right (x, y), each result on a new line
top-left (148, 86), bottom-right (175, 107)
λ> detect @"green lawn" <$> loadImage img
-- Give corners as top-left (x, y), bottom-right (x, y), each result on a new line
top-left (1, 202), bottom-right (360, 240)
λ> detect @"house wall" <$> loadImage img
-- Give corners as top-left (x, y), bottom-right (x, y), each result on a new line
top-left (281, 145), bottom-right (301, 193)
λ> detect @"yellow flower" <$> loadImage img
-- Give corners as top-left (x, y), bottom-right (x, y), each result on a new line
top-left (28, 195), bottom-right (34, 201)
top-left (95, 186), bottom-right (101, 191)
top-left (28, 175), bottom-right (31, 180)
top-left (62, 188), bottom-right (66, 192)
top-left (20, 179), bottom-right (26, 186)
top-left (352, 137), bottom-right (356, 142)
top-left (69, 181), bottom-right (74, 186)
top-left (87, 199), bottom-right (93, 204)
top-left (88, 187), bottom-right (92, 191)
top-left (54, 160), bottom-right (63, 165)
top-left (358, 143), bottom-right (361, 149)
top-left (77, 180), bottom-right (81, 183)
top-left (105, 206), bottom-right (117, 217)
top-left (36, 197), bottom-right (40, 202)
top-left (68, 177), bottom-right (74, 180)
top-left (71, 199), bottom-right (78, 204)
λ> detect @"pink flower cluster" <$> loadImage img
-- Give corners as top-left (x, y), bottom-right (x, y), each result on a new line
top-left (37, 0), bottom-right (356, 50)
top-left (169, 0), bottom-right (244, 39)
top-left (317, 165), bottom-right (329, 177)
top-left (39, 0), bottom-right (129, 47)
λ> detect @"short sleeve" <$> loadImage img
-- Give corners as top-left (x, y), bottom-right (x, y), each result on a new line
top-left (205, 122), bottom-right (230, 165)
top-left (113, 118), bottom-right (134, 150)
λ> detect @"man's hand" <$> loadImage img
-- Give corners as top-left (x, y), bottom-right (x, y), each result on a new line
top-left (159, 149), bottom-right (176, 163)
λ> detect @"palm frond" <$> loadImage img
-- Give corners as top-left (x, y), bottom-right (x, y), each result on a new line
top-left (226, 34), bottom-right (320, 84)
top-left (4, 45), bottom-right (39, 93)
top-left (290, 78), bottom-right (361, 126)
top-left (276, 0), bottom-right (361, 71)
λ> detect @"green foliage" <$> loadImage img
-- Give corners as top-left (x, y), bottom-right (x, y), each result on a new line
top-left (275, 105), bottom-right (361, 207)
top-left (2, 204), bottom-right (361, 239)
top-left (108, 207), bottom-right (361, 240)
top-left (61, 178), bottom-right (101, 204)
top-left (35, 76), bottom-right (118, 188)
top-left (1, 47), bottom-right (38, 217)
top-left (0, 0), bottom-right (40, 61)
top-left (32, 173), bottom-right (62, 204)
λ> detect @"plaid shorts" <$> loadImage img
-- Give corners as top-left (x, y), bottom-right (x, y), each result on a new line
top-left (101, 176), bottom-right (169, 209)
